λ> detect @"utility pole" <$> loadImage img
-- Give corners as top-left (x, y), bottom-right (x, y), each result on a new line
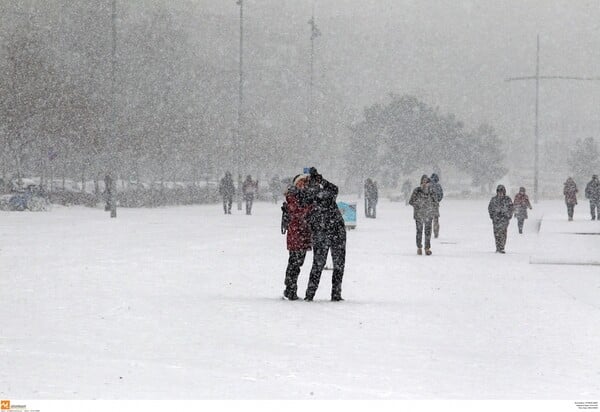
top-left (236, 0), bottom-right (244, 210)
top-left (506, 34), bottom-right (600, 203)
top-left (109, 0), bottom-right (117, 217)
top-left (308, 5), bottom-right (320, 152)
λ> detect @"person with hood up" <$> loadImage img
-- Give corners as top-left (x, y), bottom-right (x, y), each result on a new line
top-left (488, 184), bottom-right (514, 253)
top-left (430, 173), bottom-right (444, 238)
top-left (401, 179), bottom-right (412, 205)
top-left (242, 174), bottom-right (258, 215)
top-left (513, 186), bottom-right (532, 234)
top-left (364, 178), bottom-right (378, 218)
top-left (584, 174), bottom-right (600, 220)
top-left (219, 171), bottom-right (235, 214)
top-left (282, 174), bottom-right (313, 300)
top-left (304, 167), bottom-right (347, 301)
top-left (563, 177), bottom-right (578, 221)
top-left (409, 175), bottom-right (438, 255)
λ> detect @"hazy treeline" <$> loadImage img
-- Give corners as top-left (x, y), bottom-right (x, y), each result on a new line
top-left (4, 1), bottom-right (596, 197)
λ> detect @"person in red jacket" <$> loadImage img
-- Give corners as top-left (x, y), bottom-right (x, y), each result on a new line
top-left (283, 174), bottom-right (313, 300)
top-left (513, 187), bottom-right (532, 234)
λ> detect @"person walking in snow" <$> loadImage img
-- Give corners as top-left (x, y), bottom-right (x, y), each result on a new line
top-left (512, 186), bottom-right (532, 234)
top-left (242, 175), bottom-right (258, 215)
top-left (488, 184), bottom-right (514, 253)
top-left (282, 174), bottom-right (313, 300)
top-left (269, 175), bottom-right (283, 203)
top-left (584, 174), bottom-right (600, 220)
top-left (563, 177), bottom-right (578, 221)
top-left (104, 173), bottom-right (116, 217)
top-left (219, 171), bottom-right (235, 214)
top-left (430, 173), bottom-right (444, 238)
top-left (364, 178), bottom-right (378, 218)
top-left (409, 175), bottom-right (438, 255)
top-left (401, 179), bottom-right (412, 205)
top-left (304, 167), bottom-right (347, 301)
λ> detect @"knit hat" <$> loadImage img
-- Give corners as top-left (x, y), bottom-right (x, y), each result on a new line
top-left (496, 184), bottom-right (506, 193)
top-left (293, 174), bottom-right (309, 188)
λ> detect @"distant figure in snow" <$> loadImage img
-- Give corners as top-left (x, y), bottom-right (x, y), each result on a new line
top-left (409, 175), bottom-right (438, 255)
top-left (430, 173), bottom-right (444, 238)
top-left (242, 175), bottom-right (258, 215)
top-left (219, 171), bottom-right (235, 214)
top-left (104, 173), bottom-right (116, 218)
top-left (584, 174), bottom-right (600, 220)
top-left (401, 179), bottom-right (412, 205)
top-left (282, 174), bottom-right (313, 300)
top-left (512, 186), bottom-right (532, 234)
top-left (269, 175), bottom-right (283, 203)
top-left (563, 177), bottom-right (578, 221)
top-left (304, 167), bottom-right (346, 301)
top-left (364, 178), bottom-right (378, 218)
top-left (488, 184), bottom-right (513, 253)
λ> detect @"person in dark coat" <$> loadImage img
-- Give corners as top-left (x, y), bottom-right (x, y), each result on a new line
top-left (430, 173), bottom-right (444, 238)
top-left (304, 167), bottom-right (346, 301)
top-left (401, 179), bottom-right (412, 205)
top-left (242, 174), bottom-right (258, 215)
top-left (104, 173), bottom-right (116, 217)
top-left (488, 184), bottom-right (514, 253)
top-left (364, 178), bottom-right (378, 218)
top-left (563, 177), bottom-right (578, 221)
top-left (409, 175), bottom-right (438, 255)
top-left (584, 174), bottom-right (600, 220)
top-left (513, 186), bottom-right (532, 234)
top-left (219, 171), bottom-right (235, 214)
top-left (283, 174), bottom-right (313, 300)
top-left (269, 175), bottom-right (283, 203)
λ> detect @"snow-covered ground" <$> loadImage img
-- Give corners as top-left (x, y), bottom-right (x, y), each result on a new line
top-left (1, 198), bottom-right (599, 399)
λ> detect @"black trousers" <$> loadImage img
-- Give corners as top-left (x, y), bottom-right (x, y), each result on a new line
top-left (222, 195), bottom-right (233, 214)
top-left (415, 218), bottom-right (432, 249)
top-left (306, 234), bottom-right (346, 299)
top-left (493, 224), bottom-right (508, 251)
top-left (517, 218), bottom-right (525, 233)
top-left (245, 194), bottom-right (254, 215)
top-left (365, 198), bottom-right (376, 218)
top-left (284, 250), bottom-right (307, 297)
top-left (567, 204), bottom-right (575, 219)
top-left (433, 216), bottom-right (440, 238)
top-left (590, 200), bottom-right (600, 219)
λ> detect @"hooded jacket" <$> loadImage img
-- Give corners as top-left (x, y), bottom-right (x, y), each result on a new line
top-left (585, 176), bottom-right (600, 202)
top-left (488, 186), bottom-right (514, 227)
top-left (306, 179), bottom-right (346, 244)
top-left (409, 184), bottom-right (438, 220)
top-left (563, 178), bottom-right (578, 205)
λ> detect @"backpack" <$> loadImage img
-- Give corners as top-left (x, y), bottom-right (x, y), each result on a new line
top-left (281, 201), bottom-right (290, 234)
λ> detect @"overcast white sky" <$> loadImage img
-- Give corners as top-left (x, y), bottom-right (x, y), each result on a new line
top-left (195, 0), bottom-right (600, 156)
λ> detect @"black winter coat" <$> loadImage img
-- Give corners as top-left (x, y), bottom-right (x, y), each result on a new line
top-left (488, 195), bottom-right (514, 228)
top-left (409, 186), bottom-right (438, 220)
top-left (306, 179), bottom-right (346, 244)
top-left (585, 178), bottom-right (600, 202)
top-left (219, 176), bottom-right (235, 197)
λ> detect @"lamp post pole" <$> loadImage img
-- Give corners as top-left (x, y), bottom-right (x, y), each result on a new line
top-left (308, 6), bottom-right (320, 152)
top-left (109, 0), bottom-right (117, 217)
top-left (236, 0), bottom-right (244, 210)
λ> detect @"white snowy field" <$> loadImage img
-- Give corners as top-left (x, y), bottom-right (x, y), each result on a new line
top-left (1, 197), bottom-right (599, 399)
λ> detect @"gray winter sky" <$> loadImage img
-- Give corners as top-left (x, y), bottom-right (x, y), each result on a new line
top-left (196, 0), bottom-right (600, 166)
